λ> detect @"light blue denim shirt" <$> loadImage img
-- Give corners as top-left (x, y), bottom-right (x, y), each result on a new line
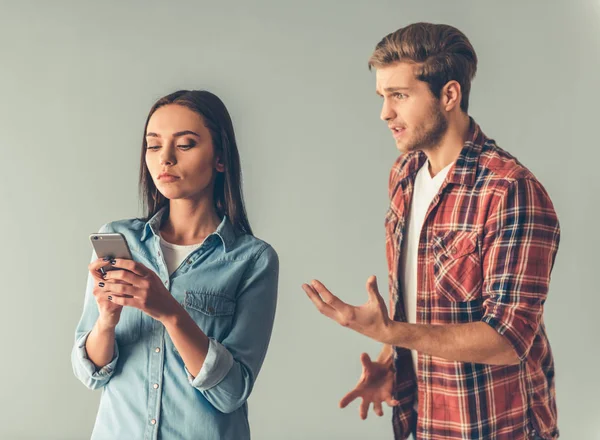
top-left (72, 208), bottom-right (279, 440)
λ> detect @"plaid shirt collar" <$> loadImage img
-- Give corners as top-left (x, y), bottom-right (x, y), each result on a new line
top-left (395, 118), bottom-right (485, 188)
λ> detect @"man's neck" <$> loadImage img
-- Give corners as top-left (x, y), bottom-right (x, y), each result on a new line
top-left (423, 114), bottom-right (471, 177)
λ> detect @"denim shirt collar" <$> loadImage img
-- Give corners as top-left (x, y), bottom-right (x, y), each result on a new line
top-left (141, 206), bottom-right (235, 252)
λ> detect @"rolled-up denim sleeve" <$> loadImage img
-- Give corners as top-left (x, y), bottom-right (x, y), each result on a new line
top-left (185, 338), bottom-right (234, 390)
top-left (72, 330), bottom-right (119, 389)
top-left (71, 224), bottom-right (120, 389)
top-left (189, 244), bottom-right (279, 413)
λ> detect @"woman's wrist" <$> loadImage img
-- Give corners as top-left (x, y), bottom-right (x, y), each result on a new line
top-left (96, 316), bottom-right (118, 333)
top-left (160, 300), bottom-right (186, 328)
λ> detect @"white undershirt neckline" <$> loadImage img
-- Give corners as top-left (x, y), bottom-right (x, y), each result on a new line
top-left (159, 234), bottom-right (204, 276)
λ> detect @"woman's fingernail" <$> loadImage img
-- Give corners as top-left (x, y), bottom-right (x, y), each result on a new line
top-left (107, 295), bottom-right (113, 301)
top-left (110, 259), bottom-right (116, 265)
top-left (103, 257), bottom-right (110, 262)
top-left (102, 274), bottom-right (107, 280)
top-left (99, 282), bottom-right (105, 287)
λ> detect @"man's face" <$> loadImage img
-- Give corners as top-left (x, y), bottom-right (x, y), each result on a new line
top-left (376, 62), bottom-right (448, 153)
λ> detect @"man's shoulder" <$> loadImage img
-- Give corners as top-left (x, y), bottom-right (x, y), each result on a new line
top-left (478, 140), bottom-right (537, 183)
top-left (476, 140), bottom-right (555, 212)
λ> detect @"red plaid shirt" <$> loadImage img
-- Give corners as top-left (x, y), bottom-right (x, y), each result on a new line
top-left (386, 120), bottom-right (560, 440)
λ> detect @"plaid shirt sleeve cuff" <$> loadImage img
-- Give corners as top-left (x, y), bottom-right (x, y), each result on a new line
top-left (481, 313), bottom-right (534, 361)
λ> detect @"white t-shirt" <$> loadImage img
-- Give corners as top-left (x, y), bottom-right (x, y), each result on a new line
top-left (400, 160), bottom-right (454, 376)
top-left (160, 235), bottom-right (204, 275)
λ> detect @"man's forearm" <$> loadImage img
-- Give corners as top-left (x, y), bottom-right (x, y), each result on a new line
top-left (376, 343), bottom-right (394, 365)
top-left (383, 321), bottom-right (520, 365)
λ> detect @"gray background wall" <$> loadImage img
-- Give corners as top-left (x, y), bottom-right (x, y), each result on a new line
top-left (0, 0), bottom-right (598, 438)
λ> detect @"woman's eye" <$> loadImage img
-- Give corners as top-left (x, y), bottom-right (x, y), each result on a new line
top-left (146, 145), bottom-right (160, 150)
top-left (177, 140), bottom-right (196, 150)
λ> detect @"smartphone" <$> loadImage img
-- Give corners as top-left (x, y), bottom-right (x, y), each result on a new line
top-left (89, 233), bottom-right (133, 273)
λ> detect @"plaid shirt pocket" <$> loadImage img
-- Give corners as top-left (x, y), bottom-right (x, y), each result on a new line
top-left (432, 230), bottom-right (482, 302)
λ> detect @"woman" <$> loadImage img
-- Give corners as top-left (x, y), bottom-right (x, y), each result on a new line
top-left (72, 90), bottom-right (279, 439)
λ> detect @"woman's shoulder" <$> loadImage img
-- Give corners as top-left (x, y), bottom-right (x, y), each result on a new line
top-left (233, 233), bottom-right (278, 262)
top-left (97, 217), bottom-right (146, 236)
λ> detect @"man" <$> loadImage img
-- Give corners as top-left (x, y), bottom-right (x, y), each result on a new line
top-left (303, 23), bottom-right (560, 440)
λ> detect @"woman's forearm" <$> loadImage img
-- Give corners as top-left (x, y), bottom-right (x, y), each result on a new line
top-left (85, 319), bottom-right (117, 368)
top-left (162, 304), bottom-right (210, 377)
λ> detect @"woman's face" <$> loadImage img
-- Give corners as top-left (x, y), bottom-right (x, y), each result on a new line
top-left (145, 104), bottom-right (224, 202)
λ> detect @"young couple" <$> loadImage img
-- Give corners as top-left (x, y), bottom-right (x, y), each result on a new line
top-left (72, 22), bottom-right (560, 440)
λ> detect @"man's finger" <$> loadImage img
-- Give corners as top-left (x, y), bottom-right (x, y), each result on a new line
top-left (339, 388), bottom-right (361, 408)
top-left (359, 398), bottom-right (370, 420)
top-left (365, 275), bottom-right (384, 305)
top-left (310, 280), bottom-right (352, 313)
top-left (373, 400), bottom-right (384, 417)
top-left (302, 284), bottom-right (336, 319)
top-left (385, 397), bottom-right (400, 407)
top-left (360, 353), bottom-right (373, 370)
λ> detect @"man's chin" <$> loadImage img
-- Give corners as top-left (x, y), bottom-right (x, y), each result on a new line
top-left (395, 139), bottom-right (415, 154)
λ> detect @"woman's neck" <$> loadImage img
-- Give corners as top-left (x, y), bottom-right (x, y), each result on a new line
top-left (160, 198), bottom-right (221, 246)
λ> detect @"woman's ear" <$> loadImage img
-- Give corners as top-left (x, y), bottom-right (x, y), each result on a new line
top-left (215, 157), bottom-right (225, 173)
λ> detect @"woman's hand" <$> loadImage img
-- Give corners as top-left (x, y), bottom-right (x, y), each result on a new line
top-left (99, 259), bottom-right (181, 323)
top-left (88, 258), bottom-right (124, 329)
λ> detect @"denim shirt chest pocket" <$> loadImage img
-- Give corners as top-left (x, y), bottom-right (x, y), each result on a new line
top-left (182, 290), bottom-right (236, 340)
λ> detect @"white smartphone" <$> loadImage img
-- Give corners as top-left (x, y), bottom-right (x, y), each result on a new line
top-left (89, 232), bottom-right (133, 273)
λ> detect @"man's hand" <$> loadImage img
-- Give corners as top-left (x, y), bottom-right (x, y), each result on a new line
top-left (302, 275), bottom-right (393, 343)
top-left (339, 352), bottom-right (399, 419)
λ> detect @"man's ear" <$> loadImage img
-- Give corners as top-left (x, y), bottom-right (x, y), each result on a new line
top-left (442, 80), bottom-right (462, 112)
